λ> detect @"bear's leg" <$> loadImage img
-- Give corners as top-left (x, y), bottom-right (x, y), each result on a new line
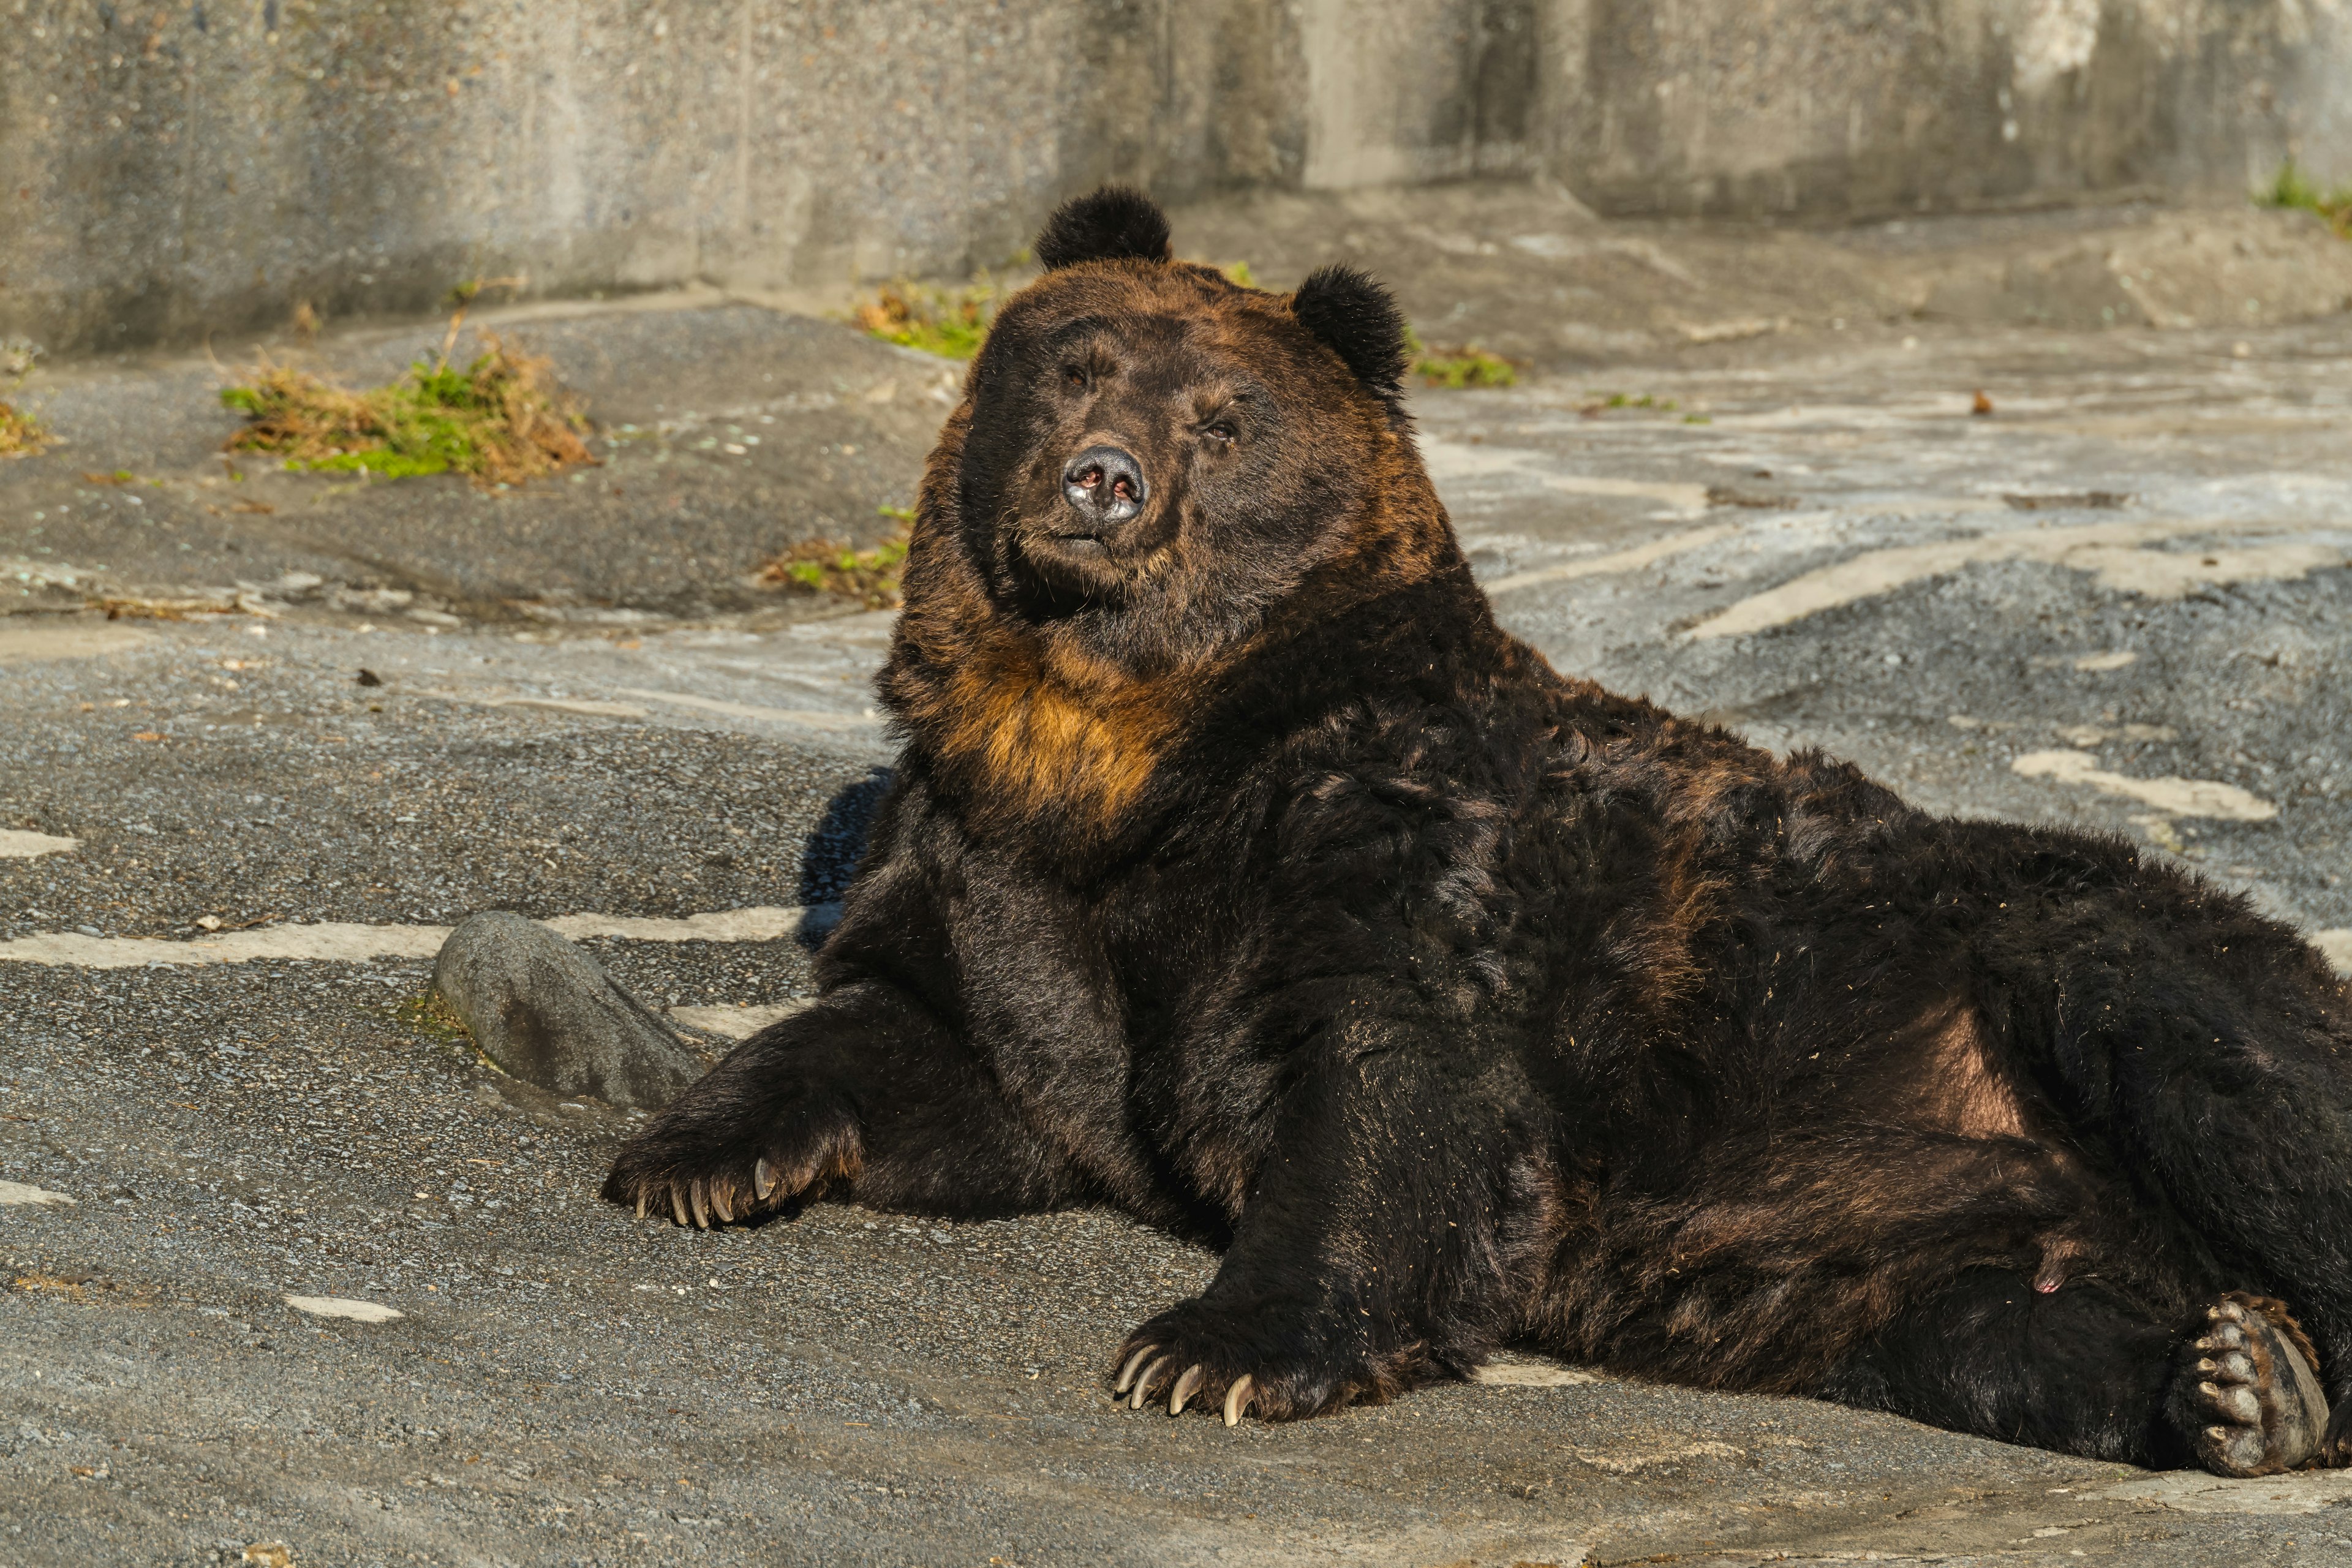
top-left (1111, 1038), bottom-right (1525, 1425)
top-left (602, 978), bottom-right (1084, 1226)
top-left (2011, 914), bottom-right (2352, 1464)
top-left (1819, 1268), bottom-right (2329, 1473)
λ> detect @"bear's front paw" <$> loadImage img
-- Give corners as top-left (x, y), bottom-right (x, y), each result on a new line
top-left (1110, 1297), bottom-right (1420, 1427)
top-left (2171, 1295), bottom-right (2331, 1476)
top-left (601, 1092), bottom-right (862, 1230)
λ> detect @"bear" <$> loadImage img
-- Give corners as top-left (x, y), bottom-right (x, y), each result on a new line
top-left (603, 186), bottom-right (2352, 1476)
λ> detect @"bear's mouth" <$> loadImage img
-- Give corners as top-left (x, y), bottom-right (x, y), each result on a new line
top-left (1020, 525), bottom-right (1121, 573)
top-left (1012, 518), bottom-right (1140, 608)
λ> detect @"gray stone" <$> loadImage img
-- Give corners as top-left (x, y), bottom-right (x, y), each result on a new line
top-left (431, 911), bottom-right (704, 1111)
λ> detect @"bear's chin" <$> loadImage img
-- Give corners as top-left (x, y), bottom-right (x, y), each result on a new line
top-left (1011, 529), bottom-right (1137, 609)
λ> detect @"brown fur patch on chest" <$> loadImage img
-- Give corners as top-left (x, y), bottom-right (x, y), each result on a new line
top-left (921, 628), bottom-right (1202, 828)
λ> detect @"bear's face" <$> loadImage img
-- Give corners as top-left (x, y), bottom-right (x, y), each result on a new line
top-left (885, 189), bottom-right (1464, 836)
top-left (944, 189), bottom-right (1427, 671)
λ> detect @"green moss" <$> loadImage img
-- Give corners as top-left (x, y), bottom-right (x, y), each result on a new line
top-left (855, 281), bottom-right (997, 360)
top-left (758, 511), bottom-right (914, 609)
top-left (0, 341), bottom-right (50, 459)
top-left (375, 991), bottom-right (472, 1047)
top-left (2257, 161), bottom-right (2352, 236)
top-left (1583, 391), bottom-right (1680, 413)
top-left (1405, 327), bottom-right (1519, 390)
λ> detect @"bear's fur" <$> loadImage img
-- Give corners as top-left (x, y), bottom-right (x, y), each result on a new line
top-left (606, 187), bottom-right (2352, 1474)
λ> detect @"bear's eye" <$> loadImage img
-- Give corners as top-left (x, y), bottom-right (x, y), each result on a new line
top-left (1062, 366), bottom-right (1088, 390)
top-left (1202, 420), bottom-right (1238, 446)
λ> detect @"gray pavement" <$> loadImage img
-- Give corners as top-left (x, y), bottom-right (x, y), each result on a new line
top-left (7, 207), bottom-right (2352, 1566)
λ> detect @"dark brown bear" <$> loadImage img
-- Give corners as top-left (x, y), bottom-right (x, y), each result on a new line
top-left (605, 187), bottom-right (2352, 1475)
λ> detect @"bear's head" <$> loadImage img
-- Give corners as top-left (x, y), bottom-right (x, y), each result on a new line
top-left (927, 187), bottom-right (1455, 666)
top-left (886, 187), bottom-right (1476, 834)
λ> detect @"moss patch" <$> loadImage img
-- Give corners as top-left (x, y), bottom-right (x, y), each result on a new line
top-left (382, 990), bottom-right (473, 1047)
top-left (220, 334), bottom-right (594, 488)
top-left (0, 342), bottom-right (51, 459)
top-left (1581, 390), bottom-right (1681, 415)
top-left (855, 281), bottom-right (997, 360)
top-left (1406, 328), bottom-right (1519, 390)
top-left (854, 261), bottom-right (1257, 361)
top-left (2258, 162), bottom-right (2352, 237)
top-left (757, 508), bottom-right (913, 609)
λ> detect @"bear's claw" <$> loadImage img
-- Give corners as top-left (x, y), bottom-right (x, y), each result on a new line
top-left (1111, 1340), bottom-right (1261, 1427)
top-left (1168, 1363), bottom-right (1205, 1415)
top-left (603, 1103), bottom-right (865, 1231)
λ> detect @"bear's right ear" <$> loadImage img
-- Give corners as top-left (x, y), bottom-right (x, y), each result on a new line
top-left (1291, 264), bottom-right (1411, 401)
top-left (1033, 186), bottom-right (1173, 271)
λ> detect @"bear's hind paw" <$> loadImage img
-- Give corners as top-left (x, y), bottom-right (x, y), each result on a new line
top-left (2173, 1295), bottom-right (2331, 1476)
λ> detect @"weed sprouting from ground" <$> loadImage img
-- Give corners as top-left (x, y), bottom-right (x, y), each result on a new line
top-left (856, 281), bottom-right (997, 360)
top-left (757, 507), bottom-right (913, 609)
top-left (854, 262), bottom-right (1259, 361)
top-left (0, 341), bottom-right (53, 459)
top-left (1406, 328), bottom-right (1518, 390)
top-left (388, 991), bottom-right (472, 1047)
top-left (1580, 390), bottom-right (1681, 415)
top-left (219, 281), bottom-right (594, 487)
top-left (2258, 162), bottom-right (2352, 236)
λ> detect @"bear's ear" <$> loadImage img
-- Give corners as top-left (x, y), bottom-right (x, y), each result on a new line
top-left (1291, 264), bottom-right (1410, 400)
top-left (1033, 186), bottom-right (1173, 271)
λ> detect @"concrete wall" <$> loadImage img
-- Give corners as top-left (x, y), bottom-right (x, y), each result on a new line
top-left (3, 1), bottom-right (2346, 356)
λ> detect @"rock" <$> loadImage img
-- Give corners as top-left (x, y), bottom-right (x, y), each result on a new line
top-left (431, 911), bottom-right (705, 1110)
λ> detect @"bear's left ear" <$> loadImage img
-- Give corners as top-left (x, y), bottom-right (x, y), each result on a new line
top-left (1291, 265), bottom-right (1410, 401)
top-left (1033, 186), bottom-right (1173, 271)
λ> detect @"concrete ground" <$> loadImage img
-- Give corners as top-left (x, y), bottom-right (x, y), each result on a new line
top-left (6, 197), bottom-right (2352, 1567)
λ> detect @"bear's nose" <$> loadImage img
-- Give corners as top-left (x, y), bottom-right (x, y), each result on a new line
top-left (1061, 445), bottom-right (1147, 528)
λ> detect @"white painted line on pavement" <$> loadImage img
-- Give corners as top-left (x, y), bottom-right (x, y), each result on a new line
top-left (543, 907), bottom-right (835, 943)
top-left (422, 690), bottom-right (652, 719)
top-left (669, 1000), bottom-right (812, 1040)
top-left (0, 1180), bottom-right (78, 1208)
top-left (0, 622), bottom-right (152, 664)
top-left (1473, 1359), bottom-right (1602, 1388)
top-left (0, 903), bottom-right (841, 970)
top-left (0, 830), bottom-right (79, 859)
top-left (0, 922), bottom-right (447, 968)
top-left (2094, 1468), bottom-right (2352, 1515)
top-left (420, 685), bottom-right (884, 734)
top-left (1485, 524), bottom-right (1739, 595)
top-left (614, 688), bottom-right (885, 733)
top-left (1689, 518), bottom-right (2345, 639)
top-left (2010, 750), bottom-right (2278, 821)
top-left (285, 1295), bottom-right (404, 1324)
top-left (1422, 436), bottom-right (1712, 515)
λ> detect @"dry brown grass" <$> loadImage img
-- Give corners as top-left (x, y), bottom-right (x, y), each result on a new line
top-left (221, 331), bottom-right (594, 488)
